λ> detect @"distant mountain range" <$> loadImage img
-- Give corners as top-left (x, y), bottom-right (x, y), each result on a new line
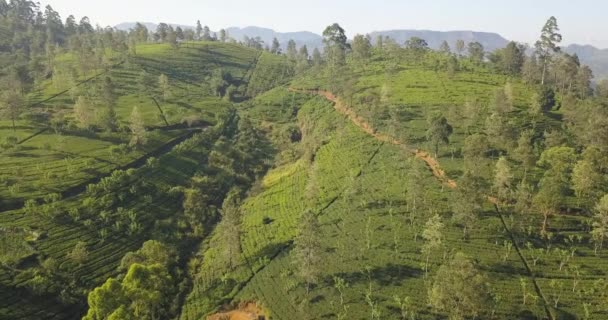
top-left (115, 22), bottom-right (608, 80)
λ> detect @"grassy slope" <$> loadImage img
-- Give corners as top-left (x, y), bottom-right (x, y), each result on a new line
top-left (0, 42), bottom-right (258, 204)
top-left (0, 42), bottom-right (263, 320)
top-left (183, 55), bottom-right (607, 319)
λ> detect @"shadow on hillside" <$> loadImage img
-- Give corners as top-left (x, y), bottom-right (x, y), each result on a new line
top-left (328, 263), bottom-right (422, 287)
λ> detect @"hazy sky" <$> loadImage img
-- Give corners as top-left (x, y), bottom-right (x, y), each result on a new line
top-left (39, 0), bottom-right (607, 48)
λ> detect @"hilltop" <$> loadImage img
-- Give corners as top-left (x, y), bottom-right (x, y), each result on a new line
top-left (115, 22), bottom-right (608, 79)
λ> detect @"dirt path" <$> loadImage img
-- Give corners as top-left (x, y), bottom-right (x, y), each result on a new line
top-left (289, 88), bottom-right (457, 189)
top-left (207, 302), bottom-right (265, 320)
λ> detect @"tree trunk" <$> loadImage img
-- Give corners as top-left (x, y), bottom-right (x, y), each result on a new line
top-left (541, 211), bottom-right (549, 235)
top-left (541, 60), bottom-right (547, 85)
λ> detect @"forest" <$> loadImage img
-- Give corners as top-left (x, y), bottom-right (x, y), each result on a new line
top-left (0, 1), bottom-right (607, 319)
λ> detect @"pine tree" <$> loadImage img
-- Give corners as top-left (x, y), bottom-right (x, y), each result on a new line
top-left (422, 214), bottom-right (444, 275)
top-left (493, 156), bottom-right (513, 202)
top-left (128, 106), bottom-right (147, 146)
top-left (73, 96), bottom-right (93, 129)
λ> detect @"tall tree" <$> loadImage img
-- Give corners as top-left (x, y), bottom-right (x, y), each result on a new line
top-left (128, 106), bottom-right (147, 147)
top-left (426, 112), bottom-right (453, 157)
top-left (535, 16), bottom-right (562, 85)
top-left (439, 41), bottom-right (451, 54)
top-left (219, 29), bottom-right (227, 42)
top-left (534, 146), bottom-right (577, 233)
top-left (455, 39), bottom-right (465, 56)
top-left (422, 214), bottom-right (444, 275)
top-left (493, 156), bottom-right (513, 202)
top-left (270, 37), bottom-right (280, 54)
top-left (405, 37), bottom-right (428, 61)
top-left (352, 34), bottom-right (372, 62)
top-left (591, 195), bottom-right (608, 254)
top-left (133, 22), bottom-right (148, 42)
top-left (322, 23), bottom-right (349, 68)
top-left (312, 48), bottom-right (323, 66)
top-left (493, 41), bottom-right (525, 75)
top-left (73, 96), bottom-right (93, 129)
top-left (467, 42), bottom-right (485, 63)
top-left (0, 89), bottom-right (24, 131)
top-left (293, 209), bottom-right (321, 294)
top-left (286, 39), bottom-right (297, 60)
top-left (195, 20), bottom-right (202, 40)
top-left (158, 74), bottom-right (170, 101)
top-left (202, 26), bottom-right (211, 41)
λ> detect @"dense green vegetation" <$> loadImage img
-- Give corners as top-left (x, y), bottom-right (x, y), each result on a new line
top-left (1, 1), bottom-right (607, 319)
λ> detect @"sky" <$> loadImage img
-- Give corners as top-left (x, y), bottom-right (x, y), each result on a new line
top-left (39, 0), bottom-right (608, 48)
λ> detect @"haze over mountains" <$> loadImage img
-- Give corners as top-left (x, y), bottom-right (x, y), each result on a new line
top-left (115, 22), bottom-right (608, 79)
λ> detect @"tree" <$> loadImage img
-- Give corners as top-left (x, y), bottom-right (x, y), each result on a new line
top-left (133, 23), bottom-right (149, 42)
top-left (428, 252), bottom-right (491, 320)
top-left (293, 209), bottom-right (321, 293)
top-left (174, 27), bottom-right (184, 41)
top-left (534, 147), bottom-right (577, 233)
top-left (352, 34), bottom-right (372, 62)
top-left (523, 55), bottom-right (541, 84)
top-left (138, 70), bottom-right (156, 93)
top-left (219, 29), bottom-right (227, 42)
top-left (422, 214), bottom-right (444, 275)
top-left (572, 157), bottom-right (603, 204)
top-left (467, 42), bottom-right (484, 63)
top-left (323, 23), bottom-right (349, 68)
top-left (155, 23), bottom-right (170, 42)
top-left (98, 77), bottom-right (118, 131)
top-left (492, 86), bottom-right (513, 114)
top-left (405, 37), bottom-right (428, 60)
top-left (591, 195), bottom-right (608, 254)
top-left (84, 278), bottom-right (127, 320)
top-left (202, 26), bottom-right (211, 41)
top-left (128, 106), bottom-right (147, 147)
top-left (0, 89), bottom-right (24, 131)
top-left (451, 189), bottom-right (479, 239)
top-left (270, 37), bottom-right (280, 54)
top-left (312, 48), bottom-right (323, 66)
top-left (514, 130), bottom-right (536, 170)
top-left (493, 156), bottom-right (513, 202)
top-left (439, 41), bottom-right (451, 54)
top-left (68, 241), bottom-right (88, 265)
top-left (426, 113), bottom-right (453, 157)
top-left (575, 65), bottom-right (593, 98)
top-left (596, 79), bottom-right (608, 98)
top-left (462, 134), bottom-right (490, 173)
top-left (493, 41), bottom-right (525, 75)
top-left (286, 39), bottom-right (297, 61)
top-left (455, 40), bottom-right (465, 56)
top-left (158, 74), bottom-right (170, 101)
top-left (535, 16), bottom-right (562, 85)
top-left (73, 96), bottom-right (93, 129)
top-left (84, 261), bottom-right (173, 320)
top-left (166, 27), bottom-right (178, 49)
top-left (195, 20), bottom-right (202, 40)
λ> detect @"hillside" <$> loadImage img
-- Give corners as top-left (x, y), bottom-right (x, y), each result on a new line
top-left (1, 4), bottom-right (607, 320)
